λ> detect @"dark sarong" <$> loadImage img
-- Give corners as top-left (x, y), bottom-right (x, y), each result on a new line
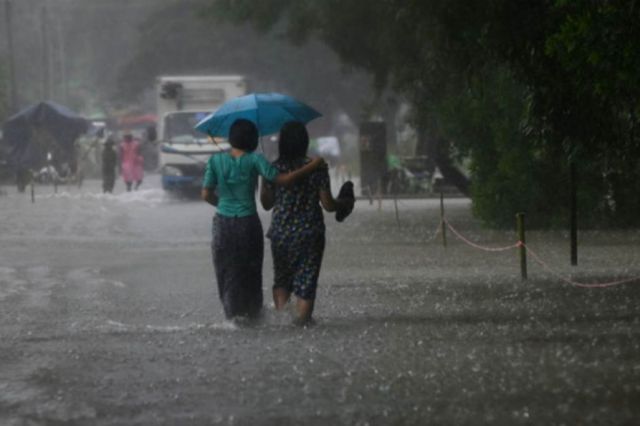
top-left (102, 148), bottom-right (117, 193)
top-left (102, 173), bottom-right (115, 193)
top-left (212, 214), bottom-right (264, 319)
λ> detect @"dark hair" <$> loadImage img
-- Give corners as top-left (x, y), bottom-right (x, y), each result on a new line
top-left (228, 119), bottom-right (259, 152)
top-left (278, 121), bottom-right (309, 163)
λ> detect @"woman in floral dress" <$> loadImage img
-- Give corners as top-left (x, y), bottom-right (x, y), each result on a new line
top-left (261, 121), bottom-right (353, 325)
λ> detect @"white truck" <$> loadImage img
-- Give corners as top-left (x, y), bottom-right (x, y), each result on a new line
top-left (156, 75), bottom-right (247, 193)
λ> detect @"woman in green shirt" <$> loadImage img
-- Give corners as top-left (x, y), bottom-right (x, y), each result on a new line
top-left (201, 119), bottom-right (324, 320)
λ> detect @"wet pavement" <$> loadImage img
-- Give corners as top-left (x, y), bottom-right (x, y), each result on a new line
top-left (1, 177), bottom-right (639, 425)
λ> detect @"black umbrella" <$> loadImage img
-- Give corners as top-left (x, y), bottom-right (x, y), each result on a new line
top-left (1, 101), bottom-right (89, 169)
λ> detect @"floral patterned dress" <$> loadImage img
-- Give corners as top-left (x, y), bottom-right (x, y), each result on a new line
top-left (267, 158), bottom-right (331, 300)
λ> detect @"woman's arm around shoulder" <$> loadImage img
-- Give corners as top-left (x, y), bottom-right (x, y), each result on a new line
top-left (273, 157), bottom-right (326, 187)
top-left (254, 153), bottom-right (326, 187)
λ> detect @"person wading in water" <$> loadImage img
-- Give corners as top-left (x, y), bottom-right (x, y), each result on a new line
top-left (201, 119), bottom-right (325, 321)
top-left (261, 121), bottom-right (354, 325)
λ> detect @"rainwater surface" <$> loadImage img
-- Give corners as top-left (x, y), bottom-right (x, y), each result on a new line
top-left (1, 177), bottom-right (639, 425)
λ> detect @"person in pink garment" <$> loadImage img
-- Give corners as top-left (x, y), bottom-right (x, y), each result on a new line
top-left (119, 133), bottom-right (144, 191)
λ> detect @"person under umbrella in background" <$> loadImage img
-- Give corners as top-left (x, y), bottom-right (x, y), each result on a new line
top-left (119, 133), bottom-right (144, 191)
top-left (201, 119), bottom-right (325, 321)
top-left (260, 121), bottom-right (355, 326)
top-left (102, 137), bottom-right (117, 193)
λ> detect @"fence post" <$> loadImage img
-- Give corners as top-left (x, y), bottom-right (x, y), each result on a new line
top-left (30, 180), bottom-right (35, 203)
top-left (570, 162), bottom-right (578, 266)
top-left (376, 178), bottom-right (382, 211)
top-left (516, 212), bottom-right (527, 280)
top-left (440, 192), bottom-right (447, 248)
top-left (393, 180), bottom-right (400, 226)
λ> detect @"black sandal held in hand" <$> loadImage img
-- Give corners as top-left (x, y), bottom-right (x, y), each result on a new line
top-left (335, 181), bottom-right (355, 222)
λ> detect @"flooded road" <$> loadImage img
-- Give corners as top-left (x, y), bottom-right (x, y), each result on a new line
top-left (1, 177), bottom-right (639, 425)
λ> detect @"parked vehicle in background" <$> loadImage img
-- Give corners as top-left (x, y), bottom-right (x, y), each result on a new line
top-left (387, 155), bottom-right (436, 194)
top-left (156, 75), bottom-right (247, 194)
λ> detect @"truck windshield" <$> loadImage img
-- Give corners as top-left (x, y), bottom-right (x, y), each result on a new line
top-left (165, 112), bottom-right (210, 143)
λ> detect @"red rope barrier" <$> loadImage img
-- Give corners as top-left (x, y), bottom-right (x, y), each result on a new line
top-left (522, 243), bottom-right (640, 288)
top-left (444, 219), bottom-right (521, 252)
top-left (442, 219), bottom-right (640, 288)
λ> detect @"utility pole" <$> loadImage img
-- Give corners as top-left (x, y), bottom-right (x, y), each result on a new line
top-left (40, 3), bottom-right (51, 100)
top-left (55, 5), bottom-right (68, 104)
top-left (4, 0), bottom-right (18, 113)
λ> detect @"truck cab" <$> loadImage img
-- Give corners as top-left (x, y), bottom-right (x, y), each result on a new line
top-left (156, 75), bottom-right (247, 194)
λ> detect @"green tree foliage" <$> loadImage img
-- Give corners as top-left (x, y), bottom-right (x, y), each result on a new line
top-left (118, 0), bottom-right (374, 132)
top-left (210, 0), bottom-right (640, 228)
top-left (478, 1), bottom-right (640, 227)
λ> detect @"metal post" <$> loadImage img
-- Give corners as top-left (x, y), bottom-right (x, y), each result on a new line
top-left (393, 181), bottom-right (400, 226)
top-left (570, 162), bottom-right (578, 266)
top-left (30, 180), bottom-right (35, 203)
top-left (376, 178), bottom-right (382, 211)
top-left (440, 192), bottom-right (447, 248)
top-left (517, 212), bottom-right (527, 280)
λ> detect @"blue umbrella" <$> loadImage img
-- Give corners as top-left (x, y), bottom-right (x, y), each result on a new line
top-left (194, 93), bottom-right (321, 137)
